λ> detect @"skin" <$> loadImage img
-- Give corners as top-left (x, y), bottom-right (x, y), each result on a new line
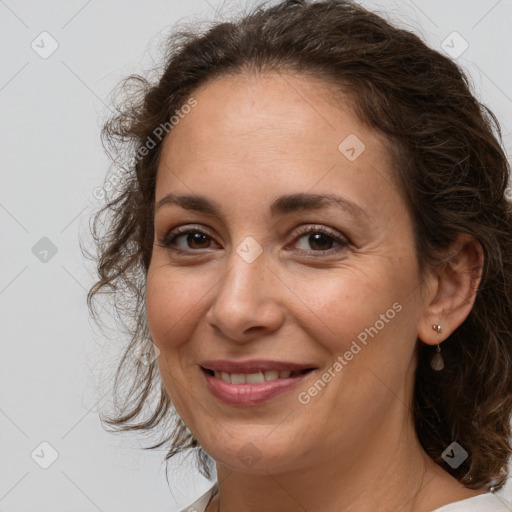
top-left (145, 71), bottom-right (486, 512)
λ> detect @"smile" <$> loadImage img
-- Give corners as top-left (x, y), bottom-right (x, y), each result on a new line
top-left (204, 368), bottom-right (311, 384)
top-left (199, 364), bottom-right (316, 406)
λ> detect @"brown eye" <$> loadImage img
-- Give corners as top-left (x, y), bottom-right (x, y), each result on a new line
top-left (300, 232), bottom-right (336, 251)
top-left (176, 231), bottom-right (211, 249)
top-left (158, 225), bottom-right (218, 253)
top-left (291, 225), bottom-right (349, 255)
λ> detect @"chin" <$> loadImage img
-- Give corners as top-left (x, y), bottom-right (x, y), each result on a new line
top-left (200, 433), bottom-right (306, 474)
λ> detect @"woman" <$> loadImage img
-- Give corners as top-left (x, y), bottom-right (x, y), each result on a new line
top-left (87, 0), bottom-right (512, 510)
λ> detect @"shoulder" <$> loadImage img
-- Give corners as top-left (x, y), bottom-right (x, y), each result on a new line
top-left (179, 483), bottom-right (218, 512)
top-left (177, 485), bottom-right (511, 512)
top-left (432, 492), bottom-right (512, 511)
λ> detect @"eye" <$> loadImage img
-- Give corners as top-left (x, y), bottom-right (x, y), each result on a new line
top-left (289, 225), bottom-right (349, 255)
top-left (156, 225), bottom-right (218, 253)
top-left (155, 223), bottom-right (349, 256)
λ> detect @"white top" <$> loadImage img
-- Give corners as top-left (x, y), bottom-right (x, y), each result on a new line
top-left (180, 484), bottom-right (512, 512)
top-left (433, 492), bottom-right (512, 511)
top-left (180, 484), bottom-right (217, 512)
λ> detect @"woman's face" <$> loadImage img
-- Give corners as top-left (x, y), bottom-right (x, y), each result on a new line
top-left (146, 71), bottom-right (430, 473)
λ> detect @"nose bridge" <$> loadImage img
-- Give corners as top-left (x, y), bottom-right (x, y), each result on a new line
top-left (222, 231), bottom-right (269, 297)
top-left (218, 242), bottom-right (268, 312)
top-left (206, 241), bottom-right (284, 340)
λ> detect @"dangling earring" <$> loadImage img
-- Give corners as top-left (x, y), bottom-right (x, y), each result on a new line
top-left (430, 324), bottom-right (444, 371)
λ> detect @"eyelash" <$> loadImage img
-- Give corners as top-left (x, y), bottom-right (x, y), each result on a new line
top-left (156, 224), bottom-right (349, 257)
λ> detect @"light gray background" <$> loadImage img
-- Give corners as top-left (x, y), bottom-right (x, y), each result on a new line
top-left (1, 0), bottom-right (512, 511)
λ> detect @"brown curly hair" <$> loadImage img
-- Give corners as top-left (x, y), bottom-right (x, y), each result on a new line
top-left (85, 0), bottom-right (512, 490)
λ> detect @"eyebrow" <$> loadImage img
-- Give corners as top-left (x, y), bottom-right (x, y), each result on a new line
top-left (156, 192), bottom-right (368, 220)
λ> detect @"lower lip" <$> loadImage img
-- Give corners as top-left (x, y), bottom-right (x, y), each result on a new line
top-left (201, 368), bottom-right (314, 406)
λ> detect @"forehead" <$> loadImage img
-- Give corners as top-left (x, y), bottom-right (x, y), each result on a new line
top-left (156, 71), bottom-right (401, 216)
top-left (163, 71), bottom-right (378, 159)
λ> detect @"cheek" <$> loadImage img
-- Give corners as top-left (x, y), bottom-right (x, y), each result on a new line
top-left (145, 267), bottom-right (203, 350)
top-left (145, 269), bottom-right (203, 415)
top-left (289, 268), bottom-right (418, 425)
top-left (290, 265), bottom-right (407, 354)
top-left (145, 273), bottom-right (170, 343)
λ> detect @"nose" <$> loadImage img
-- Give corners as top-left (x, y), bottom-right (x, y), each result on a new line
top-left (205, 248), bottom-right (285, 343)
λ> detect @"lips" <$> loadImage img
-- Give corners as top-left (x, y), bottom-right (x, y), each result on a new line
top-left (207, 368), bottom-right (309, 384)
top-left (199, 360), bottom-right (317, 406)
top-left (200, 359), bottom-right (316, 374)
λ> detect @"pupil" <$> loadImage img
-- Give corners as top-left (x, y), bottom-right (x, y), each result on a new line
top-left (189, 233), bottom-right (208, 248)
top-left (309, 233), bottom-right (332, 250)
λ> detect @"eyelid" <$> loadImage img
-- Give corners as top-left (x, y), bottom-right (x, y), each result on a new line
top-left (286, 224), bottom-right (349, 256)
top-left (156, 222), bottom-right (350, 255)
top-left (159, 223), bottom-right (219, 248)
top-left (291, 224), bottom-right (348, 244)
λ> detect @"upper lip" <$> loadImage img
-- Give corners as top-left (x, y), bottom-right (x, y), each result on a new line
top-left (200, 360), bottom-right (317, 373)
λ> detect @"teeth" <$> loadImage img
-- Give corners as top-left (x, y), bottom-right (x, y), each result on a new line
top-left (246, 372), bottom-right (265, 384)
top-left (211, 369), bottom-right (298, 384)
top-left (231, 373), bottom-right (247, 384)
top-left (263, 370), bottom-right (279, 381)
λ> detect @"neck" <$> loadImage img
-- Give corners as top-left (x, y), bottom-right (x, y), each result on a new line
top-left (205, 405), bottom-right (469, 512)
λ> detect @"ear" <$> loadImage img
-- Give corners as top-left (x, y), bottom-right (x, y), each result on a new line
top-left (417, 233), bottom-right (484, 346)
